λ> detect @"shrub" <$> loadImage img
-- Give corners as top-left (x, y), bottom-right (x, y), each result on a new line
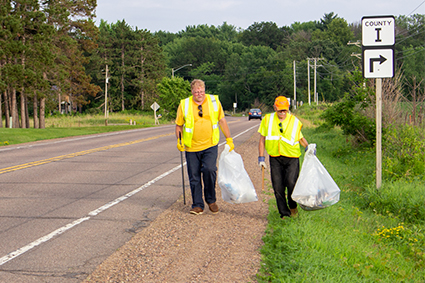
top-left (320, 98), bottom-right (375, 146)
top-left (382, 125), bottom-right (425, 180)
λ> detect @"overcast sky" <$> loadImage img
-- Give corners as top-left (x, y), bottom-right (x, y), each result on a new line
top-left (95, 0), bottom-right (425, 33)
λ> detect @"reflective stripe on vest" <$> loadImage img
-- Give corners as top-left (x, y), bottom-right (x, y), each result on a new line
top-left (183, 98), bottom-right (193, 134)
top-left (210, 95), bottom-right (219, 132)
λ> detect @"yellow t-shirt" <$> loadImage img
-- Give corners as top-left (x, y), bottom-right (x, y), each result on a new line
top-left (176, 96), bottom-right (225, 152)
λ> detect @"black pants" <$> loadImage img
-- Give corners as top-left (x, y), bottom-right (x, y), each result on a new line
top-left (269, 156), bottom-right (299, 218)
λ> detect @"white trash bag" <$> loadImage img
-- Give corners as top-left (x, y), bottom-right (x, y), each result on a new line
top-left (292, 144), bottom-right (340, 211)
top-left (218, 145), bottom-right (258, 204)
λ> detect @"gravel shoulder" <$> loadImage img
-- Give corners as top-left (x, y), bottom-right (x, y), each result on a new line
top-left (84, 132), bottom-right (272, 283)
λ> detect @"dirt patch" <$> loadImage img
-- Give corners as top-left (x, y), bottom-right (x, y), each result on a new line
top-left (84, 132), bottom-right (272, 283)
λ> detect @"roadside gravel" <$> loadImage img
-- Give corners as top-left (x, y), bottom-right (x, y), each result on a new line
top-left (84, 132), bottom-right (272, 283)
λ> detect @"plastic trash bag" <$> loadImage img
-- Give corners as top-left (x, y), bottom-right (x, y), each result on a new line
top-left (292, 144), bottom-right (340, 211)
top-left (218, 145), bottom-right (258, 204)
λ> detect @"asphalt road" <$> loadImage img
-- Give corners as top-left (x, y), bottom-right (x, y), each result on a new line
top-left (0, 116), bottom-right (261, 282)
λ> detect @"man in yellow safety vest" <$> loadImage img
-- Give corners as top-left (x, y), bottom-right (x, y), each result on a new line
top-left (258, 96), bottom-right (312, 218)
top-left (176, 79), bottom-right (234, 215)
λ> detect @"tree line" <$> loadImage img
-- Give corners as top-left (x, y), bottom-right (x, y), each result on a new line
top-left (2, 4), bottom-right (425, 127)
top-left (1, 0), bottom-right (101, 128)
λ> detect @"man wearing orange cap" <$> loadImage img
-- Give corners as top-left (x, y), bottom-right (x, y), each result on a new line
top-left (258, 96), bottom-right (310, 218)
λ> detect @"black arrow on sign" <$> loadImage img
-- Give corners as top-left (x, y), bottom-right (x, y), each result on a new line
top-left (369, 55), bottom-right (387, 73)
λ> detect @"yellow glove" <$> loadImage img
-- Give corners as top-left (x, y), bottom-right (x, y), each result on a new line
top-left (226, 137), bottom-right (234, 152)
top-left (177, 139), bottom-right (185, 152)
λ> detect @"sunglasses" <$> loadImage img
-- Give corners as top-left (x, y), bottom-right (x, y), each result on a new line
top-left (198, 105), bottom-right (203, 117)
top-left (278, 122), bottom-right (283, 133)
top-left (277, 110), bottom-right (288, 114)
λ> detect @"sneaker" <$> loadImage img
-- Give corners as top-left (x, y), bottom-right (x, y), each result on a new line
top-left (290, 207), bottom-right (298, 217)
top-left (208, 202), bottom-right (219, 214)
top-left (190, 207), bottom-right (203, 215)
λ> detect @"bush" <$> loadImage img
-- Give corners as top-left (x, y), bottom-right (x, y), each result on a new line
top-left (320, 99), bottom-right (376, 146)
top-left (383, 125), bottom-right (425, 180)
top-left (157, 77), bottom-right (191, 119)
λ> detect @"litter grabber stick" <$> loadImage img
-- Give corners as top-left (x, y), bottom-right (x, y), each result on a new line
top-left (179, 132), bottom-right (186, 205)
top-left (261, 166), bottom-right (265, 191)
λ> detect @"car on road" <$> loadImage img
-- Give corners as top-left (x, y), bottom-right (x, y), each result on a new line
top-left (248, 108), bottom-right (262, 120)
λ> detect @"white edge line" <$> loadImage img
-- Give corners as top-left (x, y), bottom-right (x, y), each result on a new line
top-left (0, 163), bottom-right (183, 266)
top-left (0, 124), bottom-right (258, 266)
top-left (0, 217), bottom-right (90, 266)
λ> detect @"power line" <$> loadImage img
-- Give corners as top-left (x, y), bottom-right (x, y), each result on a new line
top-left (408, 0), bottom-right (425, 16)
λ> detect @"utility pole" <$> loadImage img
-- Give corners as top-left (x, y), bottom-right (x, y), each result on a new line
top-left (293, 60), bottom-right (297, 109)
top-left (314, 58), bottom-right (319, 105)
top-left (307, 58), bottom-right (310, 105)
top-left (104, 64), bottom-right (109, 121)
top-left (307, 58), bottom-right (323, 105)
top-left (313, 58), bottom-right (317, 104)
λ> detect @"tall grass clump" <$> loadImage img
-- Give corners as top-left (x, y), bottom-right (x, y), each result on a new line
top-left (382, 124), bottom-right (425, 181)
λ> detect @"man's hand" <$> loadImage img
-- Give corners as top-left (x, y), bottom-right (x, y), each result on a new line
top-left (177, 139), bottom-right (185, 152)
top-left (226, 137), bottom-right (234, 151)
top-left (258, 156), bottom-right (267, 169)
top-left (305, 144), bottom-right (316, 155)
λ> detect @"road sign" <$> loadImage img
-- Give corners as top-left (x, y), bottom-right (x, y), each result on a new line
top-left (151, 102), bottom-right (160, 125)
top-left (362, 16), bottom-right (395, 46)
top-left (361, 15), bottom-right (395, 189)
top-left (363, 49), bottom-right (394, 78)
top-left (151, 102), bottom-right (160, 111)
top-left (362, 15), bottom-right (395, 79)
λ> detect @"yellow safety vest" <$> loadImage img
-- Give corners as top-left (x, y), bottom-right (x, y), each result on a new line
top-left (263, 112), bottom-right (303, 157)
top-left (181, 94), bottom-right (220, 148)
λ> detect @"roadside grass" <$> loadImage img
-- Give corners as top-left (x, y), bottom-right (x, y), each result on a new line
top-left (44, 112), bottom-right (162, 127)
top-left (2, 110), bottom-right (424, 282)
top-left (258, 126), bottom-right (425, 282)
top-left (1, 112), bottom-right (173, 146)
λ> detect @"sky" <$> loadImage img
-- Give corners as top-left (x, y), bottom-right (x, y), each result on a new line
top-left (95, 0), bottom-right (425, 33)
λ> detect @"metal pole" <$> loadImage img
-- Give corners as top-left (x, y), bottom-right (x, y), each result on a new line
top-left (104, 64), bottom-right (108, 120)
top-left (172, 64), bottom-right (192, 79)
top-left (376, 78), bottom-right (382, 189)
top-left (179, 132), bottom-right (186, 205)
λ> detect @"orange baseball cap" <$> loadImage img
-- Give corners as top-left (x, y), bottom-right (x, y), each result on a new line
top-left (274, 96), bottom-right (289, 110)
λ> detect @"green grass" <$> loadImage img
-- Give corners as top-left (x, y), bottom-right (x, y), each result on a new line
top-left (258, 126), bottom-right (425, 282)
top-left (1, 113), bottom-right (173, 146)
top-left (2, 111), bottom-right (424, 282)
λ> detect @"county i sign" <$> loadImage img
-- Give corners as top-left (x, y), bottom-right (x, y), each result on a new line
top-left (362, 15), bottom-right (395, 78)
top-left (362, 16), bottom-right (395, 46)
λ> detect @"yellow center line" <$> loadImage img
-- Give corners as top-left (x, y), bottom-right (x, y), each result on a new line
top-left (0, 133), bottom-right (173, 175)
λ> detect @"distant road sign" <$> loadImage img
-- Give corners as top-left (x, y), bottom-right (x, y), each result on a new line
top-left (151, 102), bottom-right (160, 111)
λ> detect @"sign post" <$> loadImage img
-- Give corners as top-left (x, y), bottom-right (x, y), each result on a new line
top-left (151, 102), bottom-right (160, 125)
top-left (362, 15), bottom-right (395, 189)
